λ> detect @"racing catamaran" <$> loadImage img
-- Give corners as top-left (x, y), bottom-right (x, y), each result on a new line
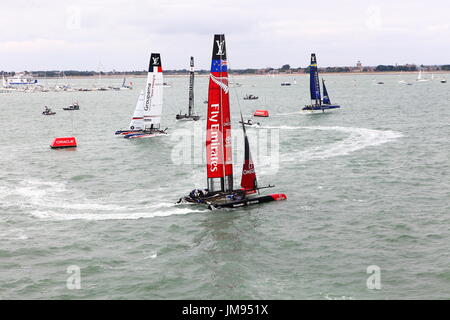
top-left (124, 53), bottom-right (167, 139)
top-left (178, 34), bottom-right (286, 209)
top-left (176, 57), bottom-right (200, 121)
top-left (302, 53), bottom-right (340, 112)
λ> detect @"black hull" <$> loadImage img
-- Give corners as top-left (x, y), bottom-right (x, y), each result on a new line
top-left (302, 104), bottom-right (340, 111)
top-left (176, 114), bottom-right (200, 121)
top-left (238, 121), bottom-right (260, 127)
top-left (179, 192), bottom-right (286, 210)
top-left (208, 195), bottom-right (279, 209)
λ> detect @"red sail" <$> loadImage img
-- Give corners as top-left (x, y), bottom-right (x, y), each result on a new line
top-left (240, 114), bottom-right (257, 192)
top-left (206, 34), bottom-right (233, 192)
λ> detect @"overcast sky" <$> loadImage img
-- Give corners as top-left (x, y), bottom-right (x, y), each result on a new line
top-left (1, 0), bottom-right (449, 71)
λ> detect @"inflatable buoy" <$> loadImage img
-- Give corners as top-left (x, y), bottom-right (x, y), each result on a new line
top-left (50, 137), bottom-right (77, 149)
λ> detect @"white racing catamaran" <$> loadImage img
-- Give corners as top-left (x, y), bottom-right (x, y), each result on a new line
top-left (116, 53), bottom-right (168, 138)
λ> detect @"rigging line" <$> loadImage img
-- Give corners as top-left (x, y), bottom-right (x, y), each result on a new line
top-left (71, 105), bottom-right (74, 135)
top-left (227, 48), bottom-right (259, 191)
top-left (227, 57), bottom-right (243, 117)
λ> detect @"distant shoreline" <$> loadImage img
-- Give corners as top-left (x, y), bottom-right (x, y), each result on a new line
top-left (36, 70), bottom-right (449, 80)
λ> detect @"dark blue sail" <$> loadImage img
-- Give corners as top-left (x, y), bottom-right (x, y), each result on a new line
top-left (302, 53), bottom-right (341, 112)
top-left (322, 78), bottom-right (331, 105)
top-left (309, 53), bottom-right (321, 105)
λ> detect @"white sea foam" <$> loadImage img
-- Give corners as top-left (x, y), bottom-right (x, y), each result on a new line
top-left (30, 204), bottom-right (202, 221)
top-left (273, 111), bottom-right (303, 117)
top-left (265, 126), bottom-right (403, 162)
top-left (8, 179), bottom-right (203, 221)
top-left (14, 180), bottom-right (122, 211)
top-left (144, 252), bottom-right (158, 259)
top-left (0, 229), bottom-right (29, 240)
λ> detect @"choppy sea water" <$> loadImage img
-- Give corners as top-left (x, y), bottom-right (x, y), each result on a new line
top-left (0, 73), bottom-right (449, 299)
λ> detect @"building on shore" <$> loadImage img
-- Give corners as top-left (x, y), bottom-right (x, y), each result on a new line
top-left (356, 60), bottom-right (363, 72)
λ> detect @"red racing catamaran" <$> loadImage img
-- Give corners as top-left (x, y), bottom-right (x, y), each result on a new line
top-left (178, 34), bottom-right (286, 209)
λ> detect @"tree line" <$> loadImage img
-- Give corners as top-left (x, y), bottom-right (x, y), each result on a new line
top-left (2, 64), bottom-right (449, 77)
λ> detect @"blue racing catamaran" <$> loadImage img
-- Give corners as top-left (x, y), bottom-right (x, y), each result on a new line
top-left (302, 53), bottom-right (340, 112)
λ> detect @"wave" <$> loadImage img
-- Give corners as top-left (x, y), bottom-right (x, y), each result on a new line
top-left (0, 228), bottom-right (29, 240)
top-left (7, 179), bottom-right (203, 221)
top-left (265, 125), bottom-right (403, 162)
top-left (30, 205), bottom-right (201, 221)
top-left (273, 112), bottom-right (303, 117)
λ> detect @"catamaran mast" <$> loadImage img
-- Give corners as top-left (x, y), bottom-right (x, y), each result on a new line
top-left (309, 53), bottom-right (321, 106)
top-left (206, 34), bottom-right (233, 193)
top-left (188, 57), bottom-right (195, 116)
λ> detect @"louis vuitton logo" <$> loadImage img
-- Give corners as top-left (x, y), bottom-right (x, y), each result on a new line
top-left (216, 40), bottom-right (225, 56)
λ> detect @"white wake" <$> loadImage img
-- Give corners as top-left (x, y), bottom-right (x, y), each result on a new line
top-left (30, 206), bottom-right (200, 221)
top-left (265, 125), bottom-right (403, 162)
top-left (7, 180), bottom-right (203, 221)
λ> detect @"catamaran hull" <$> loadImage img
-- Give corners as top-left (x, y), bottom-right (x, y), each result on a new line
top-left (179, 193), bottom-right (287, 210)
top-left (176, 114), bottom-right (200, 121)
top-left (124, 132), bottom-right (167, 139)
top-left (239, 122), bottom-right (261, 128)
top-left (301, 104), bottom-right (340, 113)
top-left (209, 194), bottom-right (287, 209)
top-left (114, 130), bottom-right (143, 135)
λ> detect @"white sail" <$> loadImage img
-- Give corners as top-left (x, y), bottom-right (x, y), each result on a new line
top-left (416, 69), bottom-right (429, 82)
top-left (129, 90), bottom-right (145, 130)
top-left (143, 53), bottom-right (163, 130)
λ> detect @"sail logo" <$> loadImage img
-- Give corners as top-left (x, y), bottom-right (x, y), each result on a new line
top-left (210, 74), bottom-right (229, 94)
top-left (208, 104), bottom-right (221, 172)
top-left (243, 168), bottom-right (255, 175)
top-left (144, 76), bottom-right (156, 111)
top-left (144, 82), bottom-right (152, 111)
top-left (216, 40), bottom-right (225, 56)
top-left (243, 162), bottom-right (254, 175)
top-left (152, 57), bottom-right (160, 65)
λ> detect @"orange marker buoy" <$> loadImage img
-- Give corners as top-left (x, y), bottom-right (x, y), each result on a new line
top-left (253, 110), bottom-right (269, 117)
top-left (50, 137), bottom-right (77, 149)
